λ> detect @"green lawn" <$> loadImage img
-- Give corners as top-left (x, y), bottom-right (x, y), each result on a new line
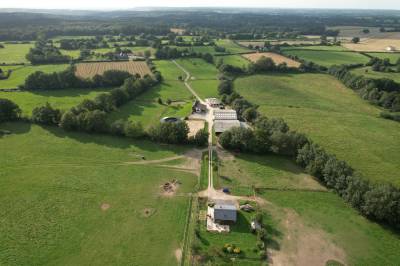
top-left (0, 64), bottom-right (69, 89)
top-left (190, 80), bottom-right (219, 100)
top-left (217, 55), bottom-right (250, 68)
top-left (282, 49), bottom-right (369, 67)
top-left (107, 60), bottom-right (194, 128)
top-left (235, 73), bottom-right (400, 186)
top-left (0, 43), bottom-right (33, 64)
top-left (366, 52), bottom-right (400, 64)
top-left (215, 39), bottom-right (251, 54)
top-left (0, 88), bottom-right (110, 116)
top-left (0, 122), bottom-right (196, 265)
top-left (351, 66), bottom-right (400, 83)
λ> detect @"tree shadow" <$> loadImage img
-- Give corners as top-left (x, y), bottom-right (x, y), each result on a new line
top-left (0, 121), bottom-right (31, 138)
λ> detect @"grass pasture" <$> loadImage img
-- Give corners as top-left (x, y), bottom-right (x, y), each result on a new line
top-left (75, 61), bottom-right (152, 78)
top-left (351, 66), bottom-right (400, 83)
top-left (366, 52), bottom-right (400, 63)
top-left (218, 55), bottom-right (250, 68)
top-left (243, 52), bottom-right (301, 67)
top-left (235, 73), bottom-right (400, 186)
top-left (0, 64), bottom-right (69, 89)
top-left (107, 60), bottom-right (193, 128)
top-left (214, 151), bottom-right (400, 266)
top-left (0, 122), bottom-right (196, 265)
top-left (0, 43), bottom-right (33, 64)
top-left (215, 39), bottom-right (251, 54)
top-left (0, 88), bottom-right (110, 116)
top-left (282, 49), bottom-right (370, 67)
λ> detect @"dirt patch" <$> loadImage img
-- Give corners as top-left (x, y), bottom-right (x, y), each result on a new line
top-left (175, 248), bottom-right (182, 262)
top-left (161, 179), bottom-right (181, 197)
top-left (101, 203), bottom-right (110, 211)
top-left (242, 52), bottom-right (301, 67)
top-left (268, 209), bottom-right (346, 266)
top-left (141, 208), bottom-right (156, 218)
top-left (187, 120), bottom-right (205, 137)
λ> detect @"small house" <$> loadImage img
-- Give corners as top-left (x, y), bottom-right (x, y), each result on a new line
top-left (211, 199), bottom-right (237, 223)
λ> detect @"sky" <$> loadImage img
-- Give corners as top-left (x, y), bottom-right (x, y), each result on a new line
top-left (0, 0), bottom-right (399, 10)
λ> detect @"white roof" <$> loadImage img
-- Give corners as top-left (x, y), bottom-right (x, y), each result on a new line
top-left (214, 120), bottom-right (241, 133)
top-left (213, 110), bottom-right (238, 120)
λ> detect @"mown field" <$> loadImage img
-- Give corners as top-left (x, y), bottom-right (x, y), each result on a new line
top-left (176, 58), bottom-right (220, 100)
top-left (351, 66), bottom-right (400, 83)
top-left (281, 49), bottom-right (370, 67)
top-left (106, 60), bottom-right (193, 128)
top-left (235, 73), bottom-right (400, 186)
top-left (215, 152), bottom-right (400, 266)
top-left (0, 88), bottom-right (110, 116)
top-left (0, 64), bottom-right (69, 89)
top-left (75, 61), bottom-right (152, 78)
top-left (0, 43), bottom-right (33, 64)
top-left (0, 122), bottom-right (196, 265)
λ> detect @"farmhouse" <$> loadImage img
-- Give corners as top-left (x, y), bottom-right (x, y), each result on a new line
top-left (211, 200), bottom-right (237, 223)
top-left (192, 100), bottom-right (207, 113)
top-left (206, 98), bottom-right (223, 108)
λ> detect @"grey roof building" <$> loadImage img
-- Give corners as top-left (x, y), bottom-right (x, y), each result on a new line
top-left (213, 110), bottom-right (238, 120)
top-left (214, 120), bottom-right (241, 133)
top-left (211, 199), bottom-right (237, 222)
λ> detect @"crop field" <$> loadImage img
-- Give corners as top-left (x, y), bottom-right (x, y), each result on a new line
top-left (281, 49), bottom-right (370, 67)
top-left (215, 39), bottom-right (251, 54)
top-left (366, 52), bottom-right (400, 63)
top-left (75, 61), bottom-right (152, 78)
top-left (107, 60), bottom-right (193, 128)
top-left (235, 73), bottom-right (400, 186)
top-left (342, 32), bottom-right (400, 52)
top-left (0, 64), bottom-right (69, 89)
top-left (243, 52), bottom-right (301, 67)
top-left (0, 88), bottom-right (110, 116)
top-left (217, 54), bottom-right (250, 68)
top-left (351, 66), bottom-right (400, 83)
top-left (0, 122), bottom-right (196, 265)
top-left (0, 43), bottom-right (33, 64)
top-left (212, 151), bottom-right (400, 265)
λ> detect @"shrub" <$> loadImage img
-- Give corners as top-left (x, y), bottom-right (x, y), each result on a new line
top-left (31, 102), bottom-right (61, 125)
top-left (0, 98), bottom-right (21, 122)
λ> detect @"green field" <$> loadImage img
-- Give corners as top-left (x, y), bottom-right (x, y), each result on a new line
top-left (0, 43), bottom-right (33, 64)
top-left (60, 49), bottom-right (81, 59)
top-left (351, 66), bottom-right (400, 83)
top-left (215, 39), bottom-right (251, 54)
top-left (366, 52), bottom-right (400, 63)
top-left (0, 122), bottom-right (196, 265)
top-left (214, 152), bottom-right (400, 265)
top-left (281, 45), bottom-right (349, 51)
top-left (107, 60), bottom-right (194, 128)
top-left (217, 54), bottom-right (250, 68)
top-left (0, 64), bottom-right (69, 89)
top-left (0, 88), bottom-right (110, 116)
top-left (175, 58), bottom-right (219, 100)
top-left (235, 73), bottom-right (400, 186)
top-left (282, 49), bottom-right (369, 67)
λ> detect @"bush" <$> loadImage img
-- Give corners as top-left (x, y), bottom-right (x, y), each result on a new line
top-left (31, 103), bottom-right (61, 125)
top-left (0, 98), bottom-right (21, 122)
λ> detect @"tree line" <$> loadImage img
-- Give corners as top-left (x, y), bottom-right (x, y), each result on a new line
top-left (26, 40), bottom-right (71, 65)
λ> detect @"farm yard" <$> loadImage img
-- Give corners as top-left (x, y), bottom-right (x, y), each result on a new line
top-left (0, 122), bottom-right (198, 265)
top-left (75, 61), bottom-right (152, 78)
top-left (243, 52), bottom-right (301, 67)
top-left (235, 73), bottom-right (400, 186)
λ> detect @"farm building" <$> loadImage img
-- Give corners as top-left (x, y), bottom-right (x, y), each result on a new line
top-left (214, 120), bottom-right (241, 133)
top-left (206, 98), bottom-right (223, 108)
top-left (210, 200), bottom-right (237, 223)
top-left (213, 110), bottom-right (238, 120)
top-left (192, 100), bottom-right (207, 113)
top-left (386, 46), bottom-right (396, 52)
